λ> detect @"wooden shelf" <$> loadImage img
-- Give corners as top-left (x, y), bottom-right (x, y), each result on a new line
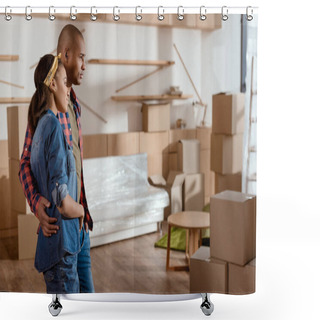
top-left (0, 98), bottom-right (31, 104)
top-left (88, 59), bottom-right (175, 66)
top-left (0, 55), bottom-right (19, 61)
top-left (111, 94), bottom-right (192, 102)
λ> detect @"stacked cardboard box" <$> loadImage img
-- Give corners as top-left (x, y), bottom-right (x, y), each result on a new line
top-left (7, 106), bottom-right (38, 259)
top-left (211, 93), bottom-right (244, 193)
top-left (141, 102), bottom-right (170, 132)
top-left (190, 190), bottom-right (256, 294)
top-left (0, 139), bottom-right (13, 238)
top-left (149, 139), bottom-right (205, 219)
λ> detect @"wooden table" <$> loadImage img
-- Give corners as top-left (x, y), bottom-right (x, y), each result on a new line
top-left (166, 211), bottom-right (210, 271)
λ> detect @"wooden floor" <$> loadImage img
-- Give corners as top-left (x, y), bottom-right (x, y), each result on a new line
top-left (0, 222), bottom-right (190, 293)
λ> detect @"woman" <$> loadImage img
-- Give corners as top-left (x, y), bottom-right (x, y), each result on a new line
top-left (28, 53), bottom-right (84, 293)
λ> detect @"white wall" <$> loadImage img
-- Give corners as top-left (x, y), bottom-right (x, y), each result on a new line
top-left (0, 15), bottom-right (241, 140)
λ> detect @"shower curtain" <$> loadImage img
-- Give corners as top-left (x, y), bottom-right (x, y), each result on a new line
top-left (0, 8), bottom-right (257, 297)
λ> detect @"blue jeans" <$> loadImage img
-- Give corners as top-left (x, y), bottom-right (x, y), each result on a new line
top-left (43, 253), bottom-right (79, 294)
top-left (78, 227), bottom-right (95, 293)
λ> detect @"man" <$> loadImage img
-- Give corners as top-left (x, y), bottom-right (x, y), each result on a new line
top-left (19, 24), bottom-right (94, 293)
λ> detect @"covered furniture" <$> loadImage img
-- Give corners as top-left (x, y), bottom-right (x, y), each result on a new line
top-left (83, 153), bottom-right (169, 247)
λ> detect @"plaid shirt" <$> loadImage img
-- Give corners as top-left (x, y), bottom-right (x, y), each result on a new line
top-left (19, 88), bottom-right (93, 231)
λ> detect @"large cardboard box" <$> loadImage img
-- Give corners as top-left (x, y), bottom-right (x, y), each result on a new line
top-left (184, 173), bottom-right (205, 211)
top-left (169, 129), bottom-right (196, 153)
top-left (83, 134), bottom-right (108, 159)
top-left (228, 259), bottom-right (256, 294)
top-left (177, 139), bottom-right (200, 174)
top-left (142, 102), bottom-right (170, 132)
top-left (140, 131), bottom-right (169, 155)
top-left (18, 213), bottom-right (39, 260)
top-left (196, 127), bottom-right (212, 150)
top-left (210, 190), bottom-right (256, 266)
top-left (0, 168), bottom-right (14, 230)
top-left (215, 172), bottom-right (242, 194)
top-left (212, 93), bottom-right (245, 135)
top-left (190, 246), bottom-right (227, 294)
top-left (211, 133), bottom-right (243, 174)
top-left (108, 132), bottom-right (140, 156)
top-left (7, 106), bottom-right (29, 161)
top-left (0, 140), bottom-right (9, 169)
top-left (9, 159), bottom-right (32, 214)
top-left (200, 149), bottom-right (211, 198)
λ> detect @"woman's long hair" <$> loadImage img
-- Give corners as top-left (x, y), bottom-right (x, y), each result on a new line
top-left (28, 54), bottom-right (62, 135)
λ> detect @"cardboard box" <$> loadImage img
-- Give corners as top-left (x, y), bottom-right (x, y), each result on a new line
top-left (140, 131), bottom-right (169, 155)
top-left (190, 246), bottom-right (227, 294)
top-left (0, 140), bottom-right (9, 169)
top-left (169, 129), bottom-right (196, 153)
top-left (228, 259), bottom-right (256, 294)
top-left (184, 173), bottom-right (205, 211)
top-left (168, 153), bottom-right (178, 172)
top-left (212, 93), bottom-right (245, 135)
top-left (147, 152), bottom-right (169, 177)
top-left (18, 213), bottom-right (39, 260)
top-left (215, 172), bottom-right (242, 194)
top-left (196, 127), bottom-right (212, 150)
top-left (83, 134), bottom-right (108, 159)
top-left (177, 139), bottom-right (200, 174)
top-left (7, 106), bottom-right (29, 161)
top-left (108, 132), bottom-right (140, 156)
top-left (9, 159), bottom-right (32, 214)
top-left (211, 133), bottom-right (243, 174)
top-left (200, 149), bottom-right (211, 197)
top-left (210, 191), bottom-right (256, 266)
top-left (142, 102), bottom-right (170, 132)
top-left (0, 168), bottom-right (14, 230)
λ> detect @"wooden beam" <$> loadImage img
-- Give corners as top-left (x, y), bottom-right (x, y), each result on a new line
top-left (0, 98), bottom-right (31, 104)
top-left (0, 55), bottom-right (19, 61)
top-left (88, 59), bottom-right (175, 66)
top-left (77, 97), bottom-right (108, 124)
top-left (111, 94), bottom-right (192, 102)
top-left (115, 66), bottom-right (164, 93)
top-left (0, 79), bottom-right (24, 89)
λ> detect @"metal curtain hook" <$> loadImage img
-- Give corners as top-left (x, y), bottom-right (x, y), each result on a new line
top-left (90, 6), bottom-right (97, 21)
top-left (221, 6), bottom-right (228, 21)
top-left (177, 6), bottom-right (184, 21)
top-left (200, 6), bottom-right (207, 21)
top-left (113, 6), bottom-right (120, 21)
top-left (158, 6), bottom-right (164, 21)
top-left (5, 6), bottom-right (12, 21)
top-left (25, 6), bottom-right (32, 21)
top-left (70, 6), bottom-right (77, 21)
top-left (246, 6), bottom-right (253, 21)
top-left (49, 6), bottom-right (56, 21)
top-left (135, 6), bottom-right (142, 21)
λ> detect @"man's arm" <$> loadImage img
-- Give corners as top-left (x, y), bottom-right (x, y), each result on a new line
top-left (19, 125), bottom-right (59, 237)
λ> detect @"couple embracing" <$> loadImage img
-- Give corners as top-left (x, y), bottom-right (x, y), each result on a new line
top-left (19, 25), bottom-right (94, 294)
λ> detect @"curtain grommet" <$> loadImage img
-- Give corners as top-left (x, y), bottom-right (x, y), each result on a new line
top-left (25, 6), bottom-right (32, 21)
top-left (246, 6), bottom-right (253, 21)
top-left (90, 6), bottom-right (97, 21)
top-left (113, 6), bottom-right (120, 21)
top-left (135, 6), bottom-right (142, 21)
top-left (158, 6), bottom-right (164, 21)
top-left (200, 6), bottom-right (207, 21)
top-left (49, 6), bottom-right (56, 21)
top-left (70, 6), bottom-right (77, 21)
top-left (177, 6), bottom-right (184, 21)
top-left (221, 6), bottom-right (228, 21)
top-left (5, 6), bottom-right (12, 21)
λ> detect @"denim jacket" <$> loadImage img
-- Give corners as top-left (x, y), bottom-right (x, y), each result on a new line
top-left (30, 109), bottom-right (80, 273)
